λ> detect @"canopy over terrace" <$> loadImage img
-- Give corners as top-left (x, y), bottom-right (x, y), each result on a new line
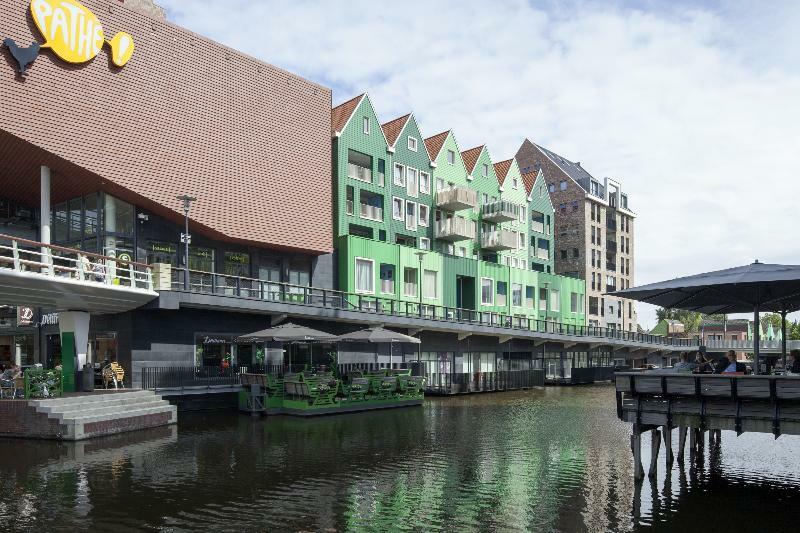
top-left (611, 262), bottom-right (800, 372)
top-left (237, 323), bottom-right (337, 369)
top-left (335, 326), bottom-right (421, 367)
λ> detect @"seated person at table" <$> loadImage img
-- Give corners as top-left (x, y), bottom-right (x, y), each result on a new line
top-left (692, 351), bottom-right (713, 372)
top-left (789, 350), bottom-right (800, 373)
top-left (715, 350), bottom-right (745, 373)
top-left (672, 352), bottom-right (697, 372)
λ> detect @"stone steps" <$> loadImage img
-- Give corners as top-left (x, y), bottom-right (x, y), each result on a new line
top-left (44, 398), bottom-right (173, 422)
top-left (31, 390), bottom-right (155, 408)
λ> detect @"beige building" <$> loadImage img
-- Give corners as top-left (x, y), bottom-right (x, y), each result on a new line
top-left (516, 140), bottom-right (637, 331)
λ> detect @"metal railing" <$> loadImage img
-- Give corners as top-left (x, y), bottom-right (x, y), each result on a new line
top-left (481, 200), bottom-right (520, 222)
top-left (481, 229), bottom-right (517, 251)
top-left (359, 203), bottom-right (383, 221)
top-left (0, 233), bottom-right (153, 291)
top-left (348, 163), bottom-right (372, 183)
top-left (424, 369), bottom-right (544, 394)
top-left (435, 217), bottom-right (475, 241)
top-left (703, 339), bottom-right (800, 351)
top-left (436, 186), bottom-right (478, 210)
top-left (166, 268), bottom-right (695, 347)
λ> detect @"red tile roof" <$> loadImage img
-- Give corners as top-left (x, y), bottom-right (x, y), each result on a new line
top-left (331, 94), bottom-right (364, 136)
top-left (461, 145), bottom-right (484, 174)
top-left (493, 159), bottom-right (513, 186)
top-left (424, 130), bottom-right (450, 161)
top-left (381, 114), bottom-right (411, 148)
top-left (521, 170), bottom-right (538, 196)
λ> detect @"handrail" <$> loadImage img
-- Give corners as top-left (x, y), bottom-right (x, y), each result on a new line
top-left (0, 233), bottom-right (151, 268)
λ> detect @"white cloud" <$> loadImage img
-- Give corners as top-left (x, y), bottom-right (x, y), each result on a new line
top-left (160, 0), bottom-right (800, 328)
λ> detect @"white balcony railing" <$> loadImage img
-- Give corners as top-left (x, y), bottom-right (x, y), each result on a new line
top-left (482, 200), bottom-right (519, 223)
top-left (348, 163), bottom-right (372, 183)
top-left (537, 249), bottom-right (549, 260)
top-left (436, 186), bottom-right (477, 211)
top-left (434, 217), bottom-right (476, 242)
top-left (481, 230), bottom-right (517, 251)
top-left (360, 204), bottom-right (383, 221)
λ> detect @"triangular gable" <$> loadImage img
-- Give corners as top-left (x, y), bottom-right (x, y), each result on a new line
top-left (331, 93), bottom-right (364, 136)
top-left (332, 93), bottom-right (392, 148)
top-left (493, 159), bottom-right (513, 186)
top-left (424, 130), bottom-right (450, 162)
top-left (524, 169), bottom-right (554, 209)
top-left (385, 113), bottom-right (434, 162)
top-left (461, 145), bottom-right (485, 175)
top-left (381, 113), bottom-right (412, 148)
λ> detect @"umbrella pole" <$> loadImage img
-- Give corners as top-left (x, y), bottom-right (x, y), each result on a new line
top-left (753, 305), bottom-right (760, 375)
top-left (781, 304), bottom-right (788, 370)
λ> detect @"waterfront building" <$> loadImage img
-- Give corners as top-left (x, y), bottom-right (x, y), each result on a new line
top-left (522, 169), bottom-right (555, 274)
top-left (516, 139), bottom-right (638, 332)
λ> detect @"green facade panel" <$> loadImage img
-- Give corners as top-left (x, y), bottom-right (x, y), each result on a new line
top-left (527, 170), bottom-right (555, 273)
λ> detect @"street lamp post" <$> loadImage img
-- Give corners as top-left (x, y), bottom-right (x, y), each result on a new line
top-left (177, 195), bottom-right (196, 290)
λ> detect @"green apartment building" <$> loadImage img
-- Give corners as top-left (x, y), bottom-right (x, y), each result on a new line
top-left (332, 93), bottom-right (586, 328)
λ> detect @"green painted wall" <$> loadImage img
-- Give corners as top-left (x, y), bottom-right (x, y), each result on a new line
top-left (469, 146), bottom-right (502, 262)
top-left (498, 159), bottom-right (528, 268)
top-left (527, 170), bottom-right (555, 273)
top-left (431, 132), bottom-right (477, 258)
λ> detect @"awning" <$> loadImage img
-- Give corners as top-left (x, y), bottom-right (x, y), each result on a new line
top-left (237, 323), bottom-right (337, 343)
top-left (335, 327), bottom-right (421, 344)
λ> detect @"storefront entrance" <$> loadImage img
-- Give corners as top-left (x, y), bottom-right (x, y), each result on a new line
top-left (195, 334), bottom-right (256, 369)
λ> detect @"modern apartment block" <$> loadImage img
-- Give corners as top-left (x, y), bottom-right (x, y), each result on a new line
top-left (333, 95), bottom-right (586, 327)
top-left (516, 139), bottom-right (637, 331)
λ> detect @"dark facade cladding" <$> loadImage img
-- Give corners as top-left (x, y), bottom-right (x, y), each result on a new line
top-left (0, 0), bottom-right (333, 254)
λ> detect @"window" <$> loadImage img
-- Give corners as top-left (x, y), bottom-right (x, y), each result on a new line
top-left (550, 289), bottom-right (560, 312)
top-left (346, 186), bottom-right (354, 215)
top-left (406, 201), bottom-right (417, 231)
top-left (355, 258), bottom-right (374, 293)
top-left (457, 246), bottom-right (466, 257)
top-left (591, 226), bottom-right (596, 244)
top-left (589, 296), bottom-right (599, 315)
top-left (559, 203), bottom-right (566, 213)
top-left (393, 163), bottom-right (405, 186)
top-left (601, 297), bottom-right (605, 316)
top-left (496, 281), bottom-right (507, 307)
top-left (591, 272), bottom-right (596, 290)
top-left (628, 302), bottom-right (633, 319)
top-left (539, 288), bottom-right (548, 311)
top-left (423, 270), bottom-right (438, 299)
top-left (348, 150), bottom-right (372, 183)
top-left (363, 116), bottom-right (370, 134)
top-left (531, 211), bottom-right (544, 233)
top-left (104, 195), bottom-right (134, 236)
top-left (561, 249), bottom-right (567, 260)
top-left (520, 206), bottom-right (526, 222)
top-left (537, 239), bottom-right (549, 260)
top-left (420, 238), bottom-right (430, 250)
top-left (403, 267), bottom-right (417, 297)
top-left (621, 194), bottom-right (628, 209)
top-left (224, 251), bottom-right (250, 276)
top-left (560, 180), bottom-right (567, 191)
top-left (539, 185), bottom-right (544, 198)
top-left (419, 171), bottom-right (430, 194)
top-left (378, 230), bottom-right (386, 241)
top-left (84, 194), bottom-right (98, 237)
top-left (482, 193), bottom-right (489, 205)
top-left (392, 197), bottom-right (404, 220)
top-left (570, 292), bottom-right (583, 313)
top-left (481, 278), bottom-right (494, 305)
top-left (572, 248), bottom-right (579, 258)
top-left (590, 180), bottom-right (601, 197)
top-left (447, 150), bottom-right (456, 165)
top-left (512, 283), bottom-right (522, 307)
top-left (512, 177), bottom-right (519, 189)
top-left (482, 163), bottom-right (489, 177)
top-left (436, 178), bottom-right (445, 192)
top-left (419, 205), bottom-right (429, 226)
top-left (525, 286), bottom-right (535, 307)
top-left (571, 200), bottom-right (579, 211)
top-left (408, 136), bottom-right (418, 151)
top-left (377, 159), bottom-right (385, 186)
top-left (444, 243), bottom-right (454, 255)
top-left (519, 232), bottom-right (526, 249)
top-left (406, 167), bottom-right (418, 198)
top-left (380, 264), bottom-right (394, 294)
top-left (548, 183), bottom-right (555, 193)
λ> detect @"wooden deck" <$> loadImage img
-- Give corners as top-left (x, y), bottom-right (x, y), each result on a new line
top-left (615, 371), bottom-right (800, 479)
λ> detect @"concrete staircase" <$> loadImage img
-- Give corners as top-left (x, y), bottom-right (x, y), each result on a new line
top-left (28, 390), bottom-right (177, 440)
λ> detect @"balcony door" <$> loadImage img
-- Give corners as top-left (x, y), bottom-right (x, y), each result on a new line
top-left (456, 276), bottom-right (475, 311)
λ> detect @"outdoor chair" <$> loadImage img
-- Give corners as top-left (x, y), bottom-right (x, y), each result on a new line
top-left (103, 362), bottom-right (125, 389)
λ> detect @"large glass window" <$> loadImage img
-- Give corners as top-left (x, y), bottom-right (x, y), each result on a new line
top-left (147, 241), bottom-right (178, 266)
top-left (380, 264), bottom-right (394, 294)
top-left (103, 195), bottom-right (134, 235)
top-left (53, 203), bottom-right (68, 242)
top-left (496, 281), bottom-right (507, 307)
top-left (355, 258), bottom-right (374, 293)
top-left (423, 270), bottom-right (438, 299)
top-left (481, 278), bottom-right (493, 305)
top-left (68, 198), bottom-right (82, 240)
top-left (189, 246), bottom-right (215, 272)
top-left (224, 252), bottom-right (250, 276)
top-left (512, 283), bottom-right (522, 307)
top-left (550, 289), bottom-right (560, 312)
top-left (539, 288), bottom-right (548, 311)
top-left (288, 260), bottom-right (311, 287)
top-left (84, 194), bottom-right (98, 236)
top-left (403, 267), bottom-right (417, 297)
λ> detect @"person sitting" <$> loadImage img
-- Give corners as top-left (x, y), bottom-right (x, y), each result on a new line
top-left (672, 352), bottom-right (697, 372)
top-left (716, 350), bottom-right (745, 373)
top-left (789, 350), bottom-right (800, 374)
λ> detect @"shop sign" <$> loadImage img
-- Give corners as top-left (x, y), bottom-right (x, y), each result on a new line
top-left (40, 312), bottom-right (59, 326)
top-left (116, 251), bottom-right (133, 265)
top-left (17, 307), bottom-right (35, 327)
top-left (3, 0), bottom-right (135, 76)
top-left (151, 242), bottom-right (176, 254)
top-left (225, 252), bottom-right (249, 264)
top-left (202, 336), bottom-right (230, 345)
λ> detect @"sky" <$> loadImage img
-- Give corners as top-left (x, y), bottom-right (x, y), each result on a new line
top-left (160, 0), bottom-right (800, 329)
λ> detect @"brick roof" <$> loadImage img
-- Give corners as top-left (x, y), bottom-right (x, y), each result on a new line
top-left (521, 170), bottom-right (538, 196)
top-left (381, 114), bottom-right (411, 148)
top-left (424, 130), bottom-right (450, 161)
top-left (461, 145), bottom-right (484, 174)
top-left (331, 94), bottom-right (364, 136)
top-left (493, 159), bottom-right (513, 186)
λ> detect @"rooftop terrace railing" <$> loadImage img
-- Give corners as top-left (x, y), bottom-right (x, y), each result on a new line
top-left (166, 268), bottom-right (694, 348)
top-left (0, 233), bottom-right (153, 291)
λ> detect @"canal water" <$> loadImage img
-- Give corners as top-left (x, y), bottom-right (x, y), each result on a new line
top-left (2, 386), bottom-right (798, 532)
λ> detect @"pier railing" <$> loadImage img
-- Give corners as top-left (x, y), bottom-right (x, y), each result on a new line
top-left (165, 268), bottom-right (693, 348)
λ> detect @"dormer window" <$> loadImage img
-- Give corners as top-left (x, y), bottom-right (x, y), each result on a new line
top-left (482, 164), bottom-right (488, 177)
top-left (363, 116), bottom-right (370, 134)
top-left (408, 136), bottom-right (418, 151)
top-left (447, 150), bottom-right (455, 165)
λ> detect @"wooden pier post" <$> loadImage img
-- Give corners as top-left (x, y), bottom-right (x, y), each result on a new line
top-left (631, 430), bottom-right (644, 480)
top-left (662, 426), bottom-right (674, 465)
top-left (689, 428), bottom-right (697, 459)
top-left (677, 426), bottom-right (687, 462)
top-left (648, 429), bottom-right (661, 477)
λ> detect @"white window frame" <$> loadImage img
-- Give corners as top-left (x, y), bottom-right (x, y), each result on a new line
top-left (423, 269), bottom-right (438, 299)
top-left (419, 171), bottom-right (430, 194)
top-left (403, 267), bottom-right (418, 297)
top-left (512, 283), bottom-right (523, 307)
top-left (551, 289), bottom-right (560, 312)
top-left (408, 136), bottom-right (418, 152)
top-left (392, 197), bottom-right (404, 221)
top-left (418, 204), bottom-right (429, 227)
top-left (405, 200), bottom-right (417, 231)
top-left (520, 206), bottom-right (526, 222)
top-left (393, 163), bottom-right (405, 186)
top-left (363, 116), bottom-right (370, 134)
top-left (512, 177), bottom-right (518, 189)
top-left (419, 237), bottom-right (430, 250)
top-left (481, 277), bottom-right (494, 306)
top-left (436, 178), bottom-right (445, 192)
top-left (447, 150), bottom-right (456, 165)
top-left (482, 163), bottom-right (489, 177)
top-left (406, 167), bottom-right (419, 198)
top-left (354, 257), bottom-right (375, 294)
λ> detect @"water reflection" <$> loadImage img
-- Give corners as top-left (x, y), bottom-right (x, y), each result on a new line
top-left (1, 387), bottom-right (799, 532)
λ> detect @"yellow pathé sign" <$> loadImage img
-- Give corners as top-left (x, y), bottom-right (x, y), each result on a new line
top-left (29, 0), bottom-right (134, 67)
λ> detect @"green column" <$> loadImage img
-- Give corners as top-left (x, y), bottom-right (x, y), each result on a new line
top-left (60, 331), bottom-right (76, 392)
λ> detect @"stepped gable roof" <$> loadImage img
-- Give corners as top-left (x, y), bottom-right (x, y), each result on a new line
top-left (331, 93), bottom-right (365, 136)
top-left (381, 114), bottom-right (411, 148)
top-left (530, 140), bottom-right (596, 191)
top-left (424, 130), bottom-right (450, 161)
top-left (461, 145), bottom-right (485, 174)
top-left (493, 159), bottom-right (513, 186)
top-left (521, 170), bottom-right (539, 195)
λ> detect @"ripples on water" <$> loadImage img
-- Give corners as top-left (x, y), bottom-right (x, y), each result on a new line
top-left (2, 385), bottom-right (799, 532)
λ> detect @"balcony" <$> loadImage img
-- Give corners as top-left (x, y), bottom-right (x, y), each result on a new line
top-left (436, 186), bottom-right (477, 211)
top-left (481, 229), bottom-right (516, 251)
top-left (481, 200), bottom-right (519, 223)
top-left (359, 204), bottom-right (383, 221)
top-left (536, 248), bottom-right (549, 260)
top-left (348, 163), bottom-right (372, 183)
top-left (435, 217), bottom-right (476, 242)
